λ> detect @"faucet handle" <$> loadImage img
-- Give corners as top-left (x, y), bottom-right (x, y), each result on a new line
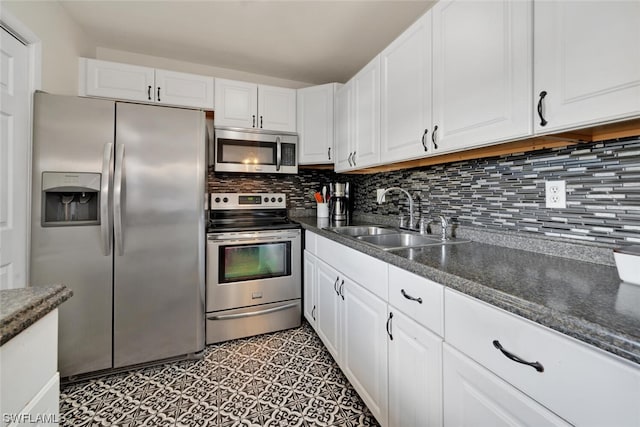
top-left (439, 215), bottom-right (449, 240)
top-left (419, 217), bottom-right (429, 234)
top-left (398, 214), bottom-right (408, 229)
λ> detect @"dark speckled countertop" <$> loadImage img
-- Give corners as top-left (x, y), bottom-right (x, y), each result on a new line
top-left (0, 284), bottom-right (73, 346)
top-left (293, 217), bottom-right (640, 366)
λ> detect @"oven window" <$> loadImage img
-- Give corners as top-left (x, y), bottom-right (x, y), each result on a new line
top-left (219, 241), bottom-right (291, 283)
top-left (217, 139), bottom-right (276, 165)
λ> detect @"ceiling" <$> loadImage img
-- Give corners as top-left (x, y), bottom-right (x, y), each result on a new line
top-left (59, 0), bottom-right (435, 85)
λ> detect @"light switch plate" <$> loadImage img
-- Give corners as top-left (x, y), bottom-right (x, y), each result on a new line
top-left (377, 189), bottom-right (386, 203)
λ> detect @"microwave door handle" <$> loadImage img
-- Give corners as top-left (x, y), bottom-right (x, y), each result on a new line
top-left (276, 136), bottom-right (281, 171)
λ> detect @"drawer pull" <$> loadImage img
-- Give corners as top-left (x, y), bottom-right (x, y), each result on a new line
top-left (386, 312), bottom-right (394, 341)
top-left (493, 340), bottom-right (544, 373)
top-left (401, 289), bottom-right (423, 304)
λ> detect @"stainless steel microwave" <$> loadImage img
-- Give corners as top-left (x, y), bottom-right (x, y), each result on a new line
top-left (213, 127), bottom-right (298, 174)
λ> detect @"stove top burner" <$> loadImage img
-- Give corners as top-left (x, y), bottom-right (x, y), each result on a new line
top-left (206, 193), bottom-right (299, 233)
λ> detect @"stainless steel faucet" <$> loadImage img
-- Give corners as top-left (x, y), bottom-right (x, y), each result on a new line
top-left (378, 187), bottom-right (416, 230)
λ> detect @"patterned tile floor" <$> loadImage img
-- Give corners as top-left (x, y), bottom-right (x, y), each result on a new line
top-left (60, 321), bottom-right (379, 426)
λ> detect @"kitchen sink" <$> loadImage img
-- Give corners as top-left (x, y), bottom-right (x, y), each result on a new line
top-left (328, 225), bottom-right (397, 236)
top-left (357, 233), bottom-right (442, 248)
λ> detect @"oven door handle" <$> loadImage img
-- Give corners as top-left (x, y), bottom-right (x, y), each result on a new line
top-left (207, 302), bottom-right (299, 321)
top-left (208, 232), bottom-right (300, 243)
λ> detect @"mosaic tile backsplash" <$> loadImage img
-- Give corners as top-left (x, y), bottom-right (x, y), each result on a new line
top-left (208, 136), bottom-right (640, 247)
top-left (352, 137), bottom-right (640, 247)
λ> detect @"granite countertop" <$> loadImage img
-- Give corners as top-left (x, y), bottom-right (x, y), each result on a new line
top-left (293, 217), bottom-right (640, 366)
top-left (0, 284), bottom-right (73, 346)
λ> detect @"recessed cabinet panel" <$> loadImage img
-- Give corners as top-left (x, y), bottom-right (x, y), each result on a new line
top-left (84, 59), bottom-right (154, 102)
top-left (214, 79), bottom-right (258, 129)
top-left (303, 250), bottom-right (318, 326)
top-left (443, 344), bottom-right (571, 427)
top-left (432, 0), bottom-right (532, 153)
top-left (380, 11), bottom-right (432, 163)
top-left (297, 83), bottom-right (338, 164)
top-left (334, 82), bottom-right (353, 172)
top-left (534, 1), bottom-right (640, 132)
top-left (352, 56), bottom-right (381, 168)
top-left (315, 258), bottom-right (341, 362)
top-left (155, 69), bottom-right (214, 109)
top-left (258, 85), bottom-right (296, 132)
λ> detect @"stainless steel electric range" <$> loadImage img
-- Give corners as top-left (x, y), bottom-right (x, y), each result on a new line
top-left (205, 193), bottom-right (301, 344)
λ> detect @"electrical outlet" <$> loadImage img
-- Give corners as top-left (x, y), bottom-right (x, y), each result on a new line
top-left (545, 180), bottom-right (566, 209)
top-left (377, 189), bottom-right (386, 203)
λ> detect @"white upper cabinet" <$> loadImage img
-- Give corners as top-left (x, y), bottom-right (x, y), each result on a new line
top-left (258, 84), bottom-right (297, 132)
top-left (334, 81), bottom-right (354, 172)
top-left (380, 11), bottom-right (433, 163)
top-left (79, 58), bottom-right (214, 109)
top-left (214, 79), bottom-right (258, 128)
top-left (534, 1), bottom-right (640, 133)
top-left (352, 56), bottom-right (382, 168)
top-left (432, 0), bottom-right (532, 154)
top-left (297, 83), bottom-right (340, 164)
top-left (215, 78), bottom-right (296, 132)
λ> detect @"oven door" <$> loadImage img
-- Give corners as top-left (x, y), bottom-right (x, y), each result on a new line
top-left (213, 127), bottom-right (297, 174)
top-left (206, 229), bottom-right (301, 312)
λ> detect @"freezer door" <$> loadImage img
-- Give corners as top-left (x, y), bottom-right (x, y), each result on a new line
top-left (31, 93), bottom-right (115, 377)
top-left (113, 103), bottom-right (205, 368)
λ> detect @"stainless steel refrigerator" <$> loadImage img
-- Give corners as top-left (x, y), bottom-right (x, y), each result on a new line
top-left (30, 92), bottom-right (205, 378)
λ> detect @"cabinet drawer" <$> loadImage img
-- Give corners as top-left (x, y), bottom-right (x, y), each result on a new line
top-left (388, 265), bottom-right (443, 336)
top-left (316, 234), bottom-right (388, 299)
top-left (445, 289), bottom-right (640, 427)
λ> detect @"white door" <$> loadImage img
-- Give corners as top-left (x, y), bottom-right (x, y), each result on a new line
top-left (297, 83), bottom-right (336, 164)
top-left (342, 279), bottom-right (388, 427)
top-left (82, 58), bottom-right (155, 102)
top-left (315, 259), bottom-right (341, 361)
top-left (380, 11), bottom-right (432, 163)
top-left (303, 251), bottom-right (317, 327)
top-left (334, 82), bottom-right (353, 172)
top-left (0, 28), bottom-right (30, 289)
top-left (214, 78), bottom-right (257, 129)
top-left (534, 1), bottom-right (640, 133)
top-left (388, 310), bottom-right (443, 427)
top-left (154, 69), bottom-right (214, 110)
top-left (258, 84), bottom-right (296, 132)
top-left (443, 344), bottom-right (571, 427)
top-left (432, 0), bottom-right (532, 154)
top-left (352, 56), bottom-right (381, 168)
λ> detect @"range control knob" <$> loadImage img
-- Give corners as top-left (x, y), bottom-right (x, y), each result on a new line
top-left (271, 197), bottom-right (276, 203)
top-left (223, 197), bottom-right (228, 203)
top-left (277, 197), bottom-right (283, 203)
top-left (264, 197), bottom-right (269, 203)
top-left (214, 197), bottom-right (221, 203)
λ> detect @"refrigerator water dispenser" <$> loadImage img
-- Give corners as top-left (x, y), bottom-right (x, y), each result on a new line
top-left (42, 172), bottom-right (101, 226)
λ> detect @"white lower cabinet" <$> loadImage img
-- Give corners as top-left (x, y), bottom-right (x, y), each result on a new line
top-left (342, 278), bottom-right (389, 426)
top-left (388, 310), bottom-right (443, 427)
top-left (315, 258), bottom-right (342, 361)
top-left (303, 250), bottom-right (317, 326)
top-left (443, 344), bottom-right (570, 427)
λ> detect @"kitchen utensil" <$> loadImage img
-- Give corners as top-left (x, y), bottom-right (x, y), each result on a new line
top-left (61, 194), bottom-right (74, 221)
top-left (322, 186), bottom-right (327, 203)
top-left (314, 192), bottom-right (323, 203)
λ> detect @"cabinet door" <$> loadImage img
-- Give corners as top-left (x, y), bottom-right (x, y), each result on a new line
top-left (534, 1), bottom-right (640, 133)
top-left (381, 11), bottom-right (432, 163)
top-left (154, 69), bottom-right (214, 109)
top-left (214, 78), bottom-right (258, 128)
top-left (389, 310), bottom-right (442, 427)
top-left (352, 56), bottom-right (381, 168)
top-left (303, 251), bottom-right (318, 327)
top-left (82, 58), bottom-right (155, 102)
top-left (258, 85), bottom-right (297, 132)
top-left (315, 259), bottom-right (341, 362)
top-left (443, 344), bottom-right (571, 427)
top-left (342, 279), bottom-right (388, 427)
top-left (432, 0), bottom-right (532, 154)
top-left (297, 83), bottom-right (337, 164)
top-left (334, 82), bottom-right (353, 172)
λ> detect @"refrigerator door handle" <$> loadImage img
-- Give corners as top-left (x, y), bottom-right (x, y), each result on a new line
top-left (114, 144), bottom-right (125, 255)
top-left (100, 142), bottom-right (114, 256)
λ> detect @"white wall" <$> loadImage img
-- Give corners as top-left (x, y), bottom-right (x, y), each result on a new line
top-left (2, 0), bottom-right (95, 95)
top-left (96, 47), bottom-right (312, 89)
